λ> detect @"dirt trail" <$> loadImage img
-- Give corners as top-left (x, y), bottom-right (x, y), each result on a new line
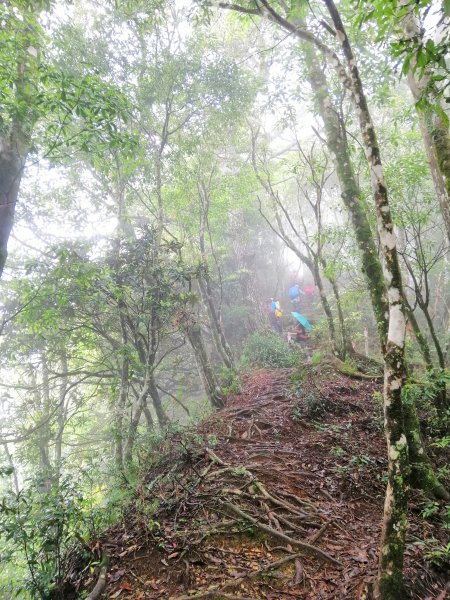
top-left (80, 366), bottom-right (448, 600)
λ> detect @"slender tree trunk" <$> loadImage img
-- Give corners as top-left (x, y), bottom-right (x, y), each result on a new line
top-left (198, 274), bottom-right (234, 369)
top-left (115, 309), bottom-right (130, 473)
top-left (124, 391), bottom-right (144, 466)
top-left (142, 397), bottom-right (154, 431)
top-left (406, 307), bottom-right (434, 370)
top-left (39, 352), bottom-right (53, 477)
top-left (149, 374), bottom-right (169, 428)
top-left (124, 372), bottom-right (165, 462)
top-left (321, 260), bottom-right (352, 357)
top-left (417, 298), bottom-right (446, 371)
top-left (312, 261), bottom-right (338, 354)
top-left (186, 321), bottom-right (224, 409)
top-left (54, 350), bottom-right (68, 479)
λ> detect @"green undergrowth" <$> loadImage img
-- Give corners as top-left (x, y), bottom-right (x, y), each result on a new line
top-left (239, 332), bottom-right (300, 369)
top-left (0, 424), bottom-right (214, 600)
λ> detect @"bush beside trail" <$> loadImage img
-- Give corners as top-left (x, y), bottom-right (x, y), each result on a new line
top-left (239, 332), bottom-right (300, 369)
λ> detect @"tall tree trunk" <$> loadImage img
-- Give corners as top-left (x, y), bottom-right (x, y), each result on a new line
top-left (322, 2), bottom-right (410, 595)
top-left (320, 256), bottom-right (352, 357)
top-left (198, 182), bottom-right (235, 370)
top-left (39, 352), bottom-right (53, 477)
top-left (417, 297), bottom-right (446, 371)
top-left (198, 274), bottom-right (234, 369)
top-left (312, 260), bottom-right (338, 354)
top-left (142, 397), bottom-right (154, 431)
top-left (302, 42), bottom-right (389, 349)
top-left (124, 393), bottom-right (143, 466)
top-left (124, 372), bottom-right (166, 463)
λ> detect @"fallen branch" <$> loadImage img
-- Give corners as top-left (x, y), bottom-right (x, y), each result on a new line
top-left (310, 520), bottom-right (332, 543)
top-left (223, 501), bottom-right (341, 565)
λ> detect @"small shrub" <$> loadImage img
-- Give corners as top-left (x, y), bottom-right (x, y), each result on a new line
top-left (331, 446), bottom-right (346, 457)
top-left (349, 454), bottom-right (376, 469)
top-left (0, 476), bottom-right (90, 599)
top-left (311, 351), bottom-right (322, 365)
top-left (421, 501), bottom-right (440, 520)
top-left (423, 541), bottom-right (450, 571)
top-left (219, 367), bottom-right (241, 394)
top-left (239, 332), bottom-right (298, 369)
top-left (292, 390), bottom-right (329, 421)
top-left (433, 436), bottom-right (450, 449)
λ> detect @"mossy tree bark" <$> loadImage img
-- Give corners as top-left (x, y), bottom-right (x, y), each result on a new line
top-left (302, 41), bottom-right (389, 352)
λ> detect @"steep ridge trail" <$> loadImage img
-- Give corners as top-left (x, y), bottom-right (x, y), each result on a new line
top-left (79, 366), bottom-right (449, 600)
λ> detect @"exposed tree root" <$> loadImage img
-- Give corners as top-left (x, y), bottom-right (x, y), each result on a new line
top-left (332, 357), bottom-right (383, 380)
top-left (223, 501), bottom-right (341, 566)
top-left (170, 550), bottom-right (311, 599)
top-left (86, 554), bottom-right (109, 600)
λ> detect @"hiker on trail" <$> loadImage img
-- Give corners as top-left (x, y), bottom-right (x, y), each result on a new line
top-left (288, 283), bottom-right (304, 308)
top-left (287, 321), bottom-right (312, 363)
top-left (270, 298), bottom-right (283, 333)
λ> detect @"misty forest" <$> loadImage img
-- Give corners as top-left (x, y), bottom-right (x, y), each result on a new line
top-left (0, 1), bottom-right (449, 599)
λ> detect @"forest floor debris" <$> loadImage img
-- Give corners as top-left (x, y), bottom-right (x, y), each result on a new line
top-left (78, 365), bottom-right (449, 599)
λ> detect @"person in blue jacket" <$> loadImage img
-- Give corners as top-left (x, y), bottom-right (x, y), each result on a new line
top-left (288, 284), bottom-right (303, 308)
